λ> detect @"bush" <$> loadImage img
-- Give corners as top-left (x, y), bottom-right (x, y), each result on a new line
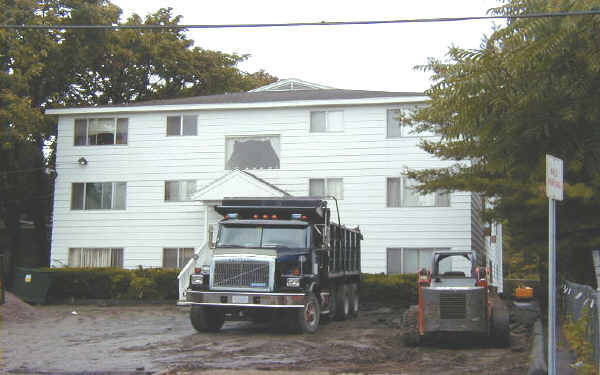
top-left (360, 273), bottom-right (418, 306)
top-left (45, 267), bottom-right (178, 301)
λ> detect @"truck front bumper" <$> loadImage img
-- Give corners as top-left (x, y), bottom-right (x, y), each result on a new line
top-left (177, 290), bottom-right (306, 308)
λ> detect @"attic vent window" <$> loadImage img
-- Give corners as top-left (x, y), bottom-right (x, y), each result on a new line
top-left (225, 135), bottom-right (280, 170)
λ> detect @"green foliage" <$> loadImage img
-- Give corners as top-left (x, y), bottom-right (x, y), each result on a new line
top-left (46, 267), bottom-right (178, 301)
top-left (408, 0), bottom-right (600, 284)
top-left (564, 308), bottom-right (596, 375)
top-left (0, 1), bottom-right (277, 271)
top-left (360, 273), bottom-right (418, 306)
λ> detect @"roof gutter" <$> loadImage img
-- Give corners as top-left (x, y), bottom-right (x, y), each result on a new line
top-left (45, 96), bottom-right (429, 115)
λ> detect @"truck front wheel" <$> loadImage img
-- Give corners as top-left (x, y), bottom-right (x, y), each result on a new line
top-left (190, 305), bottom-right (225, 332)
top-left (291, 292), bottom-right (320, 333)
top-left (349, 283), bottom-right (359, 317)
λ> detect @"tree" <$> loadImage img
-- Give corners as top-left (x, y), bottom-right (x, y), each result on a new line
top-left (406, 0), bottom-right (600, 285)
top-left (0, 0), bottom-right (276, 284)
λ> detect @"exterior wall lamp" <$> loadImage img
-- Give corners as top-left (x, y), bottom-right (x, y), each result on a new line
top-left (78, 157), bottom-right (88, 166)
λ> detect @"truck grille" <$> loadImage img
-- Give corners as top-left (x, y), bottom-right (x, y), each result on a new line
top-left (440, 293), bottom-right (466, 319)
top-left (211, 258), bottom-right (272, 291)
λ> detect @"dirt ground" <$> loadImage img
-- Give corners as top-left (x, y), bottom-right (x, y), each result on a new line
top-left (1, 294), bottom-right (531, 375)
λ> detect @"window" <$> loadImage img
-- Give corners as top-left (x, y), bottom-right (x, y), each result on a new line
top-left (68, 248), bottom-right (124, 267)
top-left (310, 110), bottom-right (343, 132)
top-left (225, 135), bottom-right (280, 170)
top-left (163, 248), bottom-right (195, 269)
top-left (167, 115), bottom-right (197, 136)
top-left (387, 248), bottom-right (450, 274)
top-left (309, 178), bottom-right (344, 199)
top-left (71, 182), bottom-right (127, 210)
top-left (164, 180), bottom-right (196, 202)
top-left (386, 177), bottom-right (449, 207)
top-left (74, 118), bottom-right (128, 145)
top-left (386, 107), bottom-right (435, 138)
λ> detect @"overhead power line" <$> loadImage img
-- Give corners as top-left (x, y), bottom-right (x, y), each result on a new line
top-left (1, 10), bottom-right (600, 30)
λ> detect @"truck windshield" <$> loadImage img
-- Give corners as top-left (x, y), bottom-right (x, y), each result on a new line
top-left (217, 225), bottom-right (308, 248)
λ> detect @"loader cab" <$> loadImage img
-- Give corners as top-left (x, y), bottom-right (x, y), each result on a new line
top-left (430, 251), bottom-right (479, 287)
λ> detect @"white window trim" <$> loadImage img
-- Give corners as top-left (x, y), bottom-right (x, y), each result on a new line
top-left (224, 134), bottom-right (281, 170)
top-left (164, 180), bottom-right (197, 202)
top-left (166, 114), bottom-right (197, 136)
top-left (68, 247), bottom-right (124, 268)
top-left (309, 178), bottom-right (344, 200)
top-left (162, 247), bottom-right (195, 268)
top-left (309, 110), bottom-right (344, 133)
top-left (387, 176), bottom-right (450, 208)
top-left (71, 182), bottom-right (127, 210)
top-left (386, 106), bottom-right (435, 138)
top-left (386, 247), bottom-right (451, 274)
top-left (74, 117), bottom-right (128, 146)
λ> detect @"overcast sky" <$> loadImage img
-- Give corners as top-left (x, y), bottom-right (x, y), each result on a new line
top-left (112, 0), bottom-right (501, 92)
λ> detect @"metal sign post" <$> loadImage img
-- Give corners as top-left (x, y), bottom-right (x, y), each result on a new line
top-left (546, 154), bottom-right (563, 375)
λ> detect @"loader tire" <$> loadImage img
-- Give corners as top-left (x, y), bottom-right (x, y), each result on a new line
top-left (491, 299), bottom-right (510, 347)
top-left (402, 305), bottom-right (421, 347)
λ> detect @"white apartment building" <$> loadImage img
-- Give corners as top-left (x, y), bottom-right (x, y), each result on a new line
top-left (46, 78), bottom-right (502, 288)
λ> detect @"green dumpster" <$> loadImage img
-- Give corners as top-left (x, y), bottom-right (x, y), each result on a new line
top-left (13, 267), bottom-right (55, 304)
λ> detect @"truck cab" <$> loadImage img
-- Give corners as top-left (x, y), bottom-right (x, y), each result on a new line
top-left (180, 197), bottom-right (362, 333)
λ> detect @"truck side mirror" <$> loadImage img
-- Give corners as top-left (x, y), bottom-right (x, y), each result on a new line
top-left (208, 224), bottom-right (217, 249)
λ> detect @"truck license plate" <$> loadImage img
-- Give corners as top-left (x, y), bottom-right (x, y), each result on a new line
top-left (232, 295), bottom-right (249, 304)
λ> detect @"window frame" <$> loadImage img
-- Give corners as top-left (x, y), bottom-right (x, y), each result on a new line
top-left (308, 178), bottom-right (344, 200)
top-left (309, 110), bottom-right (344, 133)
top-left (386, 177), bottom-right (450, 208)
top-left (162, 247), bottom-right (195, 269)
top-left (74, 117), bottom-right (128, 146)
top-left (166, 115), bottom-right (198, 136)
top-left (68, 247), bottom-right (124, 268)
top-left (224, 134), bottom-right (281, 170)
top-left (164, 180), bottom-right (197, 202)
top-left (71, 182), bottom-right (127, 210)
top-left (386, 105), bottom-right (434, 138)
top-left (386, 247), bottom-right (451, 274)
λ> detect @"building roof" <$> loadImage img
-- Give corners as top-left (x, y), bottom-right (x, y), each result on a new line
top-left (45, 78), bottom-right (426, 115)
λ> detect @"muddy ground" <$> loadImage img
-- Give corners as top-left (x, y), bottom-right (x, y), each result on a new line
top-left (2, 296), bottom-right (531, 375)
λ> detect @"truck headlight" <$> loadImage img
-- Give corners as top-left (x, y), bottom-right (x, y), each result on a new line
top-left (286, 277), bottom-right (301, 288)
top-left (190, 274), bottom-right (204, 285)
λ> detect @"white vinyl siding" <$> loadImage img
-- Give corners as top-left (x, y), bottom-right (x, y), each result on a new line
top-left (71, 182), bottom-right (127, 210)
top-left (387, 177), bottom-right (450, 207)
top-left (166, 115), bottom-right (197, 136)
top-left (309, 178), bottom-right (344, 199)
top-left (68, 248), bottom-right (124, 267)
top-left (164, 180), bottom-right (196, 202)
top-left (163, 247), bottom-right (194, 269)
top-left (310, 110), bottom-right (343, 132)
top-left (51, 102), bottom-right (483, 272)
top-left (74, 118), bottom-right (128, 145)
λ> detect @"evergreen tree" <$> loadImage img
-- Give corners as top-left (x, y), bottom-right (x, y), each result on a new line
top-left (407, 0), bottom-right (600, 285)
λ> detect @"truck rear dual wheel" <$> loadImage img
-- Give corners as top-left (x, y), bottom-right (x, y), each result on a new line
top-left (291, 292), bottom-right (320, 333)
top-left (349, 283), bottom-right (359, 317)
top-left (334, 284), bottom-right (350, 321)
top-left (190, 305), bottom-right (225, 332)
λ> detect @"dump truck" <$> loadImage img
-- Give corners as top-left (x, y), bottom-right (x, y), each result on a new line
top-left (179, 197), bottom-right (362, 333)
top-left (403, 250), bottom-right (510, 346)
